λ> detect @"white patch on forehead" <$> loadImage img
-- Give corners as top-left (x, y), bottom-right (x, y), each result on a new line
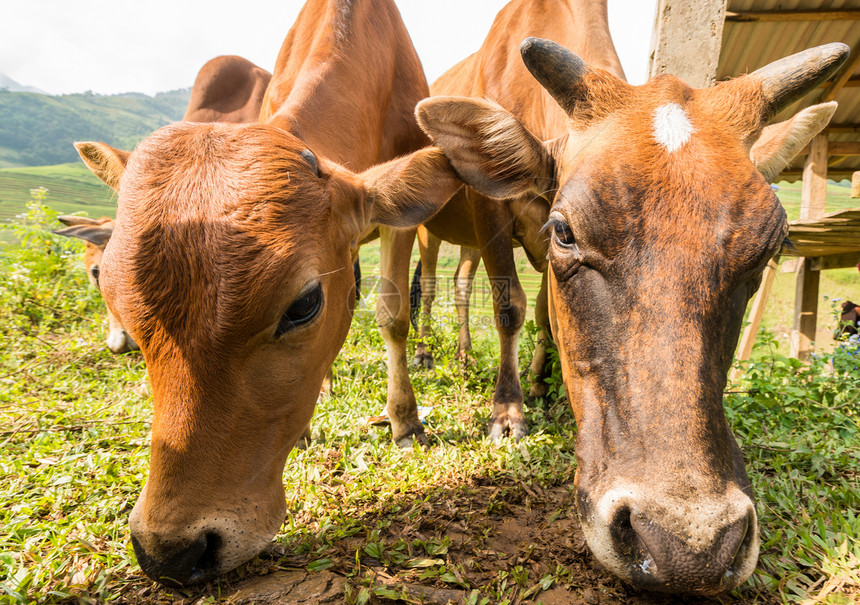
top-left (653, 103), bottom-right (695, 152)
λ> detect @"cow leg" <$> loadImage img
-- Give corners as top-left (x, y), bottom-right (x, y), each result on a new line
top-left (475, 197), bottom-right (528, 442)
top-left (414, 226), bottom-right (440, 368)
top-left (454, 246), bottom-right (481, 360)
top-left (378, 225), bottom-right (427, 448)
top-left (528, 271), bottom-right (552, 399)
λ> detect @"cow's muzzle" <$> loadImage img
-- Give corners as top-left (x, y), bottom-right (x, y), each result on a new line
top-left (579, 486), bottom-right (759, 594)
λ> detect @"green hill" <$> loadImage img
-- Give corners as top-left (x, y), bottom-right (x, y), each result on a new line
top-left (0, 88), bottom-right (190, 168)
top-left (0, 163), bottom-right (114, 222)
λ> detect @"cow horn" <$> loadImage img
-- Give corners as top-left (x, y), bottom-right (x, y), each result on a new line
top-left (751, 43), bottom-right (849, 118)
top-left (520, 37), bottom-right (589, 115)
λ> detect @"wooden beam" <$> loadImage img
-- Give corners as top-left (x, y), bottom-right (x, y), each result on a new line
top-left (649, 0), bottom-right (727, 88)
top-left (798, 141), bottom-right (860, 156)
top-left (800, 134), bottom-right (828, 220)
top-left (791, 133), bottom-right (828, 360)
top-left (783, 252), bottom-right (860, 272)
top-left (853, 171), bottom-right (860, 198)
top-left (726, 9), bottom-right (860, 22)
top-left (732, 259), bottom-right (778, 379)
top-left (820, 76), bottom-right (860, 89)
top-left (790, 258), bottom-right (821, 361)
top-left (780, 170), bottom-right (856, 181)
top-left (830, 141), bottom-right (860, 156)
top-left (811, 251), bottom-right (860, 271)
top-left (829, 124), bottom-right (860, 134)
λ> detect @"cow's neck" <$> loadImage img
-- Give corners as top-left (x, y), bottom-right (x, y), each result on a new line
top-left (261, 0), bottom-right (411, 170)
top-left (474, 0), bottom-right (625, 141)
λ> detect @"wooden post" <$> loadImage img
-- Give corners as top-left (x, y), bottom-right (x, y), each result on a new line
top-left (649, 0), bottom-right (728, 88)
top-left (852, 171), bottom-right (860, 198)
top-left (790, 133), bottom-right (828, 360)
top-left (731, 259), bottom-right (778, 380)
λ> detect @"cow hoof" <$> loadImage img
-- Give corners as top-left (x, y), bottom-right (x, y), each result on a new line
top-left (510, 422), bottom-right (528, 442)
top-left (488, 417), bottom-right (528, 442)
top-left (488, 421), bottom-right (506, 443)
top-left (395, 430), bottom-right (429, 449)
top-left (412, 352), bottom-right (435, 369)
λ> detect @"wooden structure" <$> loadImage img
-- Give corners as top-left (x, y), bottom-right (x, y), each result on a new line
top-left (650, 0), bottom-right (860, 362)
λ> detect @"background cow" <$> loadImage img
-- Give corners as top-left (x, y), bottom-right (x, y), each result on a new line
top-left (56, 56), bottom-right (272, 354)
top-left (413, 0), bottom-right (627, 443)
top-left (54, 215), bottom-right (139, 353)
top-left (838, 300), bottom-right (859, 338)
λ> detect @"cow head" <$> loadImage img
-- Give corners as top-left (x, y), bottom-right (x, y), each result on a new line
top-left (54, 215), bottom-right (139, 353)
top-left (839, 301), bottom-right (859, 338)
top-left (417, 39), bottom-right (846, 594)
top-left (75, 122), bottom-right (460, 585)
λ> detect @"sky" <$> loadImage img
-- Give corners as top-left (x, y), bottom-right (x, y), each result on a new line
top-left (0, 1), bottom-right (658, 96)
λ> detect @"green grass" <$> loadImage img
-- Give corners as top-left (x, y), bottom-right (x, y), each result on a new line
top-left (0, 195), bottom-right (857, 604)
top-left (0, 164), bottom-right (115, 223)
top-left (774, 180), bottom-right (857, 221)
top-left (742, 180), bottom-right (860, 359)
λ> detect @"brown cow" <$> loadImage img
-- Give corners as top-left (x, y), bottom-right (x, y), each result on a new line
top-left (838, 300), bottom-right (859, 338)
top-left (72, 0), bottom-right (460, 586)
top-left (53, 215), bottom-right (139, 353)
top-left (182, 55), bottom-right (272, 123)
top-left (415, 0), bottom-right (627, 443)
top-left (417, 23), bottom-right (845, 596)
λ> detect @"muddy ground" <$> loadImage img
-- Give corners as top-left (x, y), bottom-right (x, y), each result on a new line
top-left (127, 477), bottom-right (777, 605)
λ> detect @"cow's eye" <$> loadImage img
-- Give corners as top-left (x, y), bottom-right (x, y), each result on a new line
top-left (300, 150), bottom-right (319, 177)
top-left (90, 265), bottom-right (100, 288)
top-left (275, 283), bottom-right (323, 338)
top-left (549, 214), bottom-right (576, 248)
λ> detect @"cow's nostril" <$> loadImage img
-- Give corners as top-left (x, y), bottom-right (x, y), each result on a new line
top-left (609, 507), bottom-right (656, 573)
top-left (191, 532), bottom-right (221, 582)
top-left (131, 531), bottom-right (222, 586)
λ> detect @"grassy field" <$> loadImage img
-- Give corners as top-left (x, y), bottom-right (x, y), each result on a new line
top-left (0, 194), bottom-right (857, 604)
top-left (0, 164), bottom-right (114, 223)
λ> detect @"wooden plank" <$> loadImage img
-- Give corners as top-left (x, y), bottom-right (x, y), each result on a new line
top-left (733, 259), bottom-right (778, 378)
top-left (853, 171), bottom-right (860, 198)
top-left (782, 253), bottom-right (860, 272)
top-left (649, 0), bottom-right (727, 88)
top-left (800, 134), bottom-right (828, 219)
top-left (790, 258), bottom-right (821, 360)
top-left (791, 134), bottom-right (828, 360)
top-left (726, 9), bottom-right (860, 22)
top-left (798, 141), bottom-right (860, 156)
top-left (810, 251), bottom-right (860, 271)
top-left (781, 170), bottom-right (856, 181)
top-left (820, 76), bottom-right (860, 89)
top-left (828, 124), bottom-right (860, 134)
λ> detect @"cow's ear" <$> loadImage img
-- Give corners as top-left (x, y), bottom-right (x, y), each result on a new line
top-left (750, 102), bottom-right (837, 183)
top-left (416, 96), bottom-right (555, 200)
top-left (355, 147), bottom-right (463, 228)
top-left (53, 223), bottom-right (113, 246)
top-left (75, 142), bottom-right (130, 192)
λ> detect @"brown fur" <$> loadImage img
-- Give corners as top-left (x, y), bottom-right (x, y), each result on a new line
top-left (75, 0), bottom-right (461, 586)
top-left (183, 55), bottom-right (272, 123)
top-left (53, 216), bottom-right (138, 353)
top-left (418, 29), bottom-right (843, 596)
top-left (416, 0), bottom-right (625, 440)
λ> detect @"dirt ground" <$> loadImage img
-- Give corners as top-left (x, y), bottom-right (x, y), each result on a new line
top-left (133, 479), bottom-right (777, 605)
